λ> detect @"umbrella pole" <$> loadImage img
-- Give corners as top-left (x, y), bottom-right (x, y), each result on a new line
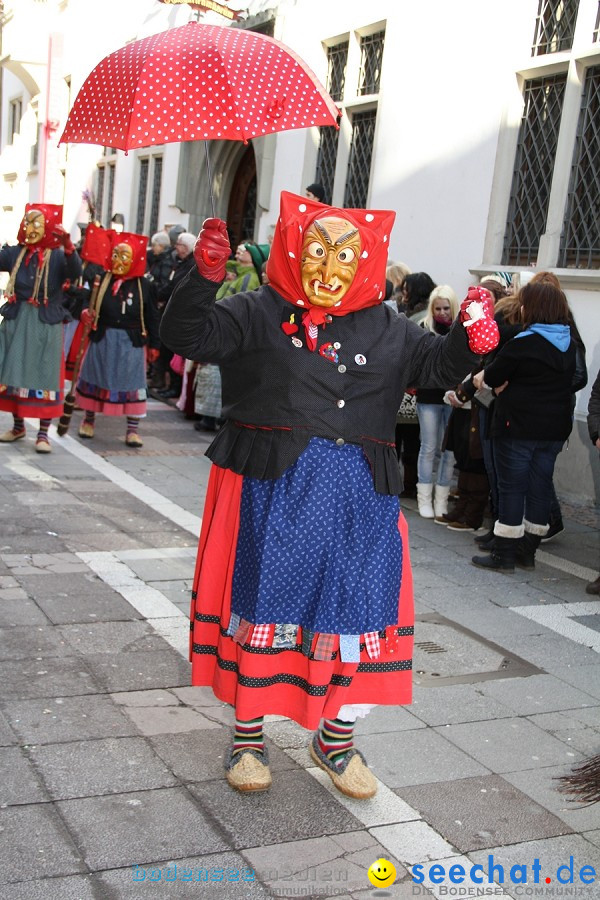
top-left (204, 142), bottom-right (216, 218)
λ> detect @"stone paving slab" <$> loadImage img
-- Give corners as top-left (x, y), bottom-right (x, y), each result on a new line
top-left (0, 746), bottom-right (50, 806)
top-left (56, 786), bottom-right (229, 870)
top-left (188, 769), bottom-right (363, 850)
top-left (0, 598), bottom-right (50, 627)
top-left (548, 663), bottom-right (600, 700)
top-left (349, 728), bottom-right (490, 788)
top-left (503, 765), bottom-right (600, 832)
top-left (0, 804), bottom-right (87, 883)
top-left (0, 625), bottom-right (73, 661)
top-left (83, 648), bottom-right (191, 692)
top-left (2, 694), bottom-right (139, 744)
top-left (469, 834), bottom-right (600, 893)
top-left (56, 621), bottom-right (172, 655)
top-left (17, 573), bottom-right (143, 624)
top-left (122, 703), bottom-right (222, 736)
top-left (28, 735), bottom-right (179, 801)
top-left (0, 657), bottom-right (101, 701)
top-left (435, 718), bottom-right (583, 774)
top-left (0, 874), bottom-right (98, 900)
top-left (96, 851), bottom-right (270, 898)
top-left (526, 710), bottom-right (600, 756)
top-left (395, 774), bottom-right (572, 853)
top-left (476, 673), bottom-right (599, 714)
top-left (409, 684), bottom-right (515, 727)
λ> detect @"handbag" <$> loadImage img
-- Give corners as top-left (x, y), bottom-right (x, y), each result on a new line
top-left (398, 389), bottom-right (418, 421)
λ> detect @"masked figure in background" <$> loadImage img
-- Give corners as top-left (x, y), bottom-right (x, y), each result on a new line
top-left (160, 192), bottom-right (499, 798)
top-left (0, 204), bottom-right (81, 452)
top-left (75, 232), bottom-right (160, 447)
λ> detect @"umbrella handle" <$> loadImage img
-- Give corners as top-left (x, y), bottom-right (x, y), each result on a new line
top-left (204, 142), bottom-right (216, 218)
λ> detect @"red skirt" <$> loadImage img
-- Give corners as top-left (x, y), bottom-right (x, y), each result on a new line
top-left (189, 464), bottom-right (414, 730)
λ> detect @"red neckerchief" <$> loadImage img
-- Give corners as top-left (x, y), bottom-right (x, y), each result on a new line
top-left (111, 278), bottom-right (124, 296)
top-left (24, 247), bottom-right (45, 268)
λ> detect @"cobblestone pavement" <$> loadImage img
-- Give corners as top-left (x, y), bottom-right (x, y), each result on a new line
top-left (0, 402), bottom-right (599, 900)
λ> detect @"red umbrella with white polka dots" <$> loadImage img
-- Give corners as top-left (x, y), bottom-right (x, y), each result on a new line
top-left (59, 23), bottom-right (339, 151)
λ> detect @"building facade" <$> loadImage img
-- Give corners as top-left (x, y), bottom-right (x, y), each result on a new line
top-left (1, 0), bottom-right (599, 503)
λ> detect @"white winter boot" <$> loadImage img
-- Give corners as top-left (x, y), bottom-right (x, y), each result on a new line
top-left (416, 483), bottom-right (434, 518)
top-left (433, 485), bottom-right (451, 523)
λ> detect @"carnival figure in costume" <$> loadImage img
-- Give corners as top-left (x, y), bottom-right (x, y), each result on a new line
top-left (75, 231), bottom-right (160, 447)
top-left (0, 204), bottom-right (82, 452)
top-left (160, 192), bottom-right (499, 797)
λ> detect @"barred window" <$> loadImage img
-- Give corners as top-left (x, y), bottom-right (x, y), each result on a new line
top-left (502, 74), bottom-right (567, 266)
top-left (149, 156), bottom-right (163, 237)
top-left (532, 0), bottom-right (578, 55)
top-left (326, 41), bottom-right (348, 102)
top-left (136, 159), bottom-right (149, 234)
top-left (358, 30), bottom-right (385, 95)
top-left (559, 66), bottom-right (600, 268)
top-left (96, 166), bottom-right (105, 222)
top-left (344, 109), bottom-right (377, 208)
top-left (315, 125), bottom-right (339, 206)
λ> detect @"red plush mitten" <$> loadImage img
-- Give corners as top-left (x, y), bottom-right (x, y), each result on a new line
top-left (53, 225), bottom-right (75, 256)
top-left (459, 286), bottom-right (499, 355)
top-left (193, 218), bottom-right (230, 283)
top-left (80, 308), bottom-right (95, 330)
top-left (146, 348), bottom-right (160, 363)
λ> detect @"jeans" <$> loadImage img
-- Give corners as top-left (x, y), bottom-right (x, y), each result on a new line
top-left (493, 437), bottom-right (564, 528)
top-left (416, 403), bottom-right (454, 486)
top-left (479, 406), bottom-right (499, 517)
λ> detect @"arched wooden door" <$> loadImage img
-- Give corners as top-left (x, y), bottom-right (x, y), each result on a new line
top-left (226, 143), bottom-right (257, 249)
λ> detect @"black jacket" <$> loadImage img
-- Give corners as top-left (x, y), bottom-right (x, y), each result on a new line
top-left (588, 369), bottom-right (600, 445)
top-left (157, 254), bottom-right (195, 306)
top-left (0, 243), bottom-right (82, 325)
top-left (90, 275), bottom-right (160, 349)
top-left (160, 269), bottom-right (480, 494)
top-left (484, 332), bottom-right (576, 441)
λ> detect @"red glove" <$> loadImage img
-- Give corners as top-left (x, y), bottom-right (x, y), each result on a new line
top-left (146, 348), bottom-right (160, 363)
top-left (80, 308), bottom-right (95, 330)
top-left (53, 225), bottom-right (75, 256)
top-left (460, 286), bottom-right (500, 355)
top-left (193, 218), bottom-right (230, 283)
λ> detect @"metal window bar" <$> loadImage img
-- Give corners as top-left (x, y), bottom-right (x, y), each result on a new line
top-left (594, 1), bottom-right (600, 41)
top-left (136, 159), bottom-right (149, 234)
top-left (502, 74), bottom-right (567, 266)
top-left (96, 166), bottom-right (105, 223)
top-left (326, 41), bottom-right (348, 102)
top-left (358, 30), bottom-right (385, 96)
top-left (531, 0), bottom-right (578, 55)
top-left (315, 122), bottom-right (340, 204)
top-left (559, 65), bottom-right (600, 268)
top-left (106, 163), bottom-right (116, 228)
top-left (343, 108), bottom-right (377, 208)
top-left (149, 156), bottom-right (163, 237)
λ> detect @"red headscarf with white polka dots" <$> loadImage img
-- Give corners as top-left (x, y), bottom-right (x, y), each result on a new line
top-left (266, 192), bottom-right (396, 326)
top-left (17, 203), bottom-right (63, 250)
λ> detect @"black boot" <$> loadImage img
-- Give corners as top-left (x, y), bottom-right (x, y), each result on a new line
top-left (474, 526), bottom-right (495, 548)
top-left (515, 531), bottom-right (543, 569)
top-left (472, 536), bottom-right (516, 573)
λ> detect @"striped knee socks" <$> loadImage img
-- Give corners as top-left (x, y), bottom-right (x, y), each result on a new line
top-left (318, 718), bottom-right (355, 766)
top-left (232, 717), bottom-right (264, 757)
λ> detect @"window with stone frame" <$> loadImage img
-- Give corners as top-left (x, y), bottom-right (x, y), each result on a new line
top-left (314, 26), bottom-right (385, 209)
top-left (499, 1), bottom-right (600, 270)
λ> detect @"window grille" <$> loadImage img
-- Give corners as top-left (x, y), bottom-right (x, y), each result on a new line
top-left (559, 65), bottom-right (600, 268)
top-left (502, 74), bottom-right (567, 266)
top-left (136, 159), bottom-right (149, 234)
top-left (532, 0), bottom-right (578, 55)
top-left (358, 30), bottom-right (385, 95)
top-left (106, 163), bottom-right (115, 227)
top-left (315, 124), bottom-right (339, 205)
top-left (149, 156), bottom-right (163, 237)
top-left (343, 109), bottom-right (377, 208)
top-left (326, 41), bottom-right (348, 102)
top-left (96, 166), bottom-right (105, 222)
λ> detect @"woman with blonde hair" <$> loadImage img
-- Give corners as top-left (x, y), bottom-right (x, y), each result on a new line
top-left (416, 285), bottom-right (460, 519)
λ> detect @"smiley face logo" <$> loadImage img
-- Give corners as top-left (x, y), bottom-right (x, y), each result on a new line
top-left (367, 858), bottom-right (397, 888)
